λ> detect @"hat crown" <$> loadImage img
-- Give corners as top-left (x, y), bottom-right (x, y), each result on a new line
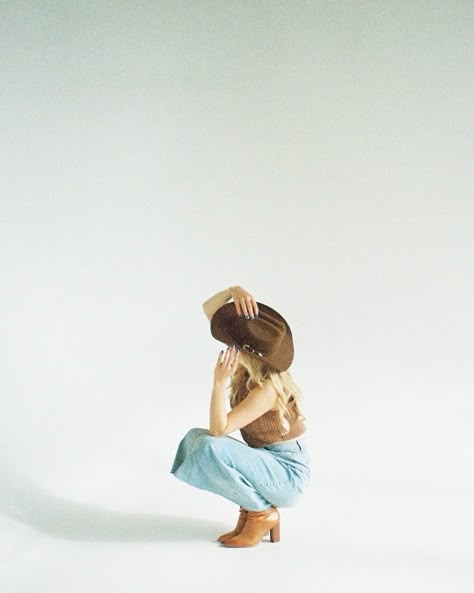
top-left (233, 313), bottom-right (286, 356)
top-left (210, 302), bottom-right (294, 371)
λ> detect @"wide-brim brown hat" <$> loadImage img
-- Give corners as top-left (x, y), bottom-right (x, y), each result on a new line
top-left (210, 302), bottom-right (294, 372)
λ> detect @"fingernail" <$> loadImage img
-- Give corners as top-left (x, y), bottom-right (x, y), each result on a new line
top-left (246, 315), bottom-right (250, 319)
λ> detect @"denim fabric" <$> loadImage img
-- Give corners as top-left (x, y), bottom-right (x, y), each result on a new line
top-left (170, 427), bottom-right (311, 511)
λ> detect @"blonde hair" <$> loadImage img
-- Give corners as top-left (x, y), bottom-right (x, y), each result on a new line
top-left (230, 351), bottom-right (305, 435)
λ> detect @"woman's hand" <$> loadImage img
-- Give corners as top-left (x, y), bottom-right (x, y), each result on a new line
top-left (230, 286), bottom-right (259, 319)
top-left (214, 346), bottom-right (240, 385)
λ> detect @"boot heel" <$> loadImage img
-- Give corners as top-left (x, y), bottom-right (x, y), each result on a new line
top-left (270, 522), bottom-right (280, 543)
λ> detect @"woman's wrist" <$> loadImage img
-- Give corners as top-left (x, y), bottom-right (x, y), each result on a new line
top-left (229, 286), bottom-right (240, 299)
top-left (213, 378), bottom-right (228, 390)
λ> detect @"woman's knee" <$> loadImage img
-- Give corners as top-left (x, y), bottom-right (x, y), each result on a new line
top-left (183, 427), bottom-right (209, 442)
top-left (191, 432), bottom-right (225, 454)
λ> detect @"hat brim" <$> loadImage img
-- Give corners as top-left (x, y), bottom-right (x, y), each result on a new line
top-left (210, 302), bottom-right (294, 372)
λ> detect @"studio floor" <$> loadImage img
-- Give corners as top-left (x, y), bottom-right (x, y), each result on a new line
top-left (0, 462), bottom-right (472, 593)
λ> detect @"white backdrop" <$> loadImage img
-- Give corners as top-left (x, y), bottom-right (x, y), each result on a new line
top-left (1, 2), bottom-right (472, 592)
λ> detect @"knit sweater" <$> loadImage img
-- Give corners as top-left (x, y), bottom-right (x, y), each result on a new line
top-left (231, 389), bottom-right (306, 448)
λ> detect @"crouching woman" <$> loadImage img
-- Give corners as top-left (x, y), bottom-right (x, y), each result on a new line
top-left (170, 285), bottom-right (311, 548)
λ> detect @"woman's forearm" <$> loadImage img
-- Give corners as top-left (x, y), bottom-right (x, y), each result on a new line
top-left (202, 286), bottom-right (235, 320)
top-left (209, 380), bottom-right (228, 436)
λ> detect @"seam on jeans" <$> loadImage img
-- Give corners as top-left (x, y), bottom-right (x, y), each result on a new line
top-left (257, 479), bottom-right (291, 487)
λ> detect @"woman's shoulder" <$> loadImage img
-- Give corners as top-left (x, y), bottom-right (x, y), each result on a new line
top-left (233, 379), bottom-right (279, 410)
top-left (260, 379), bottom-right (279, 411)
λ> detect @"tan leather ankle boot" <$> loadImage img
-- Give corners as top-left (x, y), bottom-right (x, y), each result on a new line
top-left (223, 506), bottom-right (280, 548)
top-left (217, 506), bottom-right (248, 543)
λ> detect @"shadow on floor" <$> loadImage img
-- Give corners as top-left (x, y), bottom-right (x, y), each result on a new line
top-left (0, 470), bottom-right (225, 542)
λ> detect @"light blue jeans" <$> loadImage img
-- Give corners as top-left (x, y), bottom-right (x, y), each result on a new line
top-left (170, 427), bottom-right (311, 511)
